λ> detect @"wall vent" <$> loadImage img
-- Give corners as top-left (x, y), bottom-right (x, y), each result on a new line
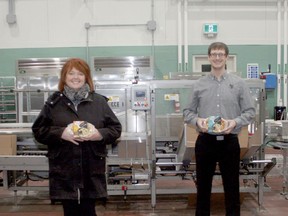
top-left (17, 58), bottom-right (68, 76)
top-left (92, 56), bottom-right (154, 80)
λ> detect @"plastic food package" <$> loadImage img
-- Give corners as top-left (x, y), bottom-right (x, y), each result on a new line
top-left (68, 121), bottom-right (94, 138)
top-left (206, 116), bottom-right (227, 134)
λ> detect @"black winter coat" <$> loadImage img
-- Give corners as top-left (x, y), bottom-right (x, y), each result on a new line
top-left (32, 91), bottom-right (122, 200)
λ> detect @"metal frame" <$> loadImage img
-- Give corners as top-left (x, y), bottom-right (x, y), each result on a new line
top-left (0, 78), bottom-right (277, 209)
top-left (149, 79), bottom-right (275, 208)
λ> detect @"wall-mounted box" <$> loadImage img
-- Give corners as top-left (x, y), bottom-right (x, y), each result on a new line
top-left (265, 73), bottom-right (277, 89)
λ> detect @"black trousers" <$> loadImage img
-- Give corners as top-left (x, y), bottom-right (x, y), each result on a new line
top-left (62, 199), bottom-right (97, 216)
top-left (195, 133), bottom-right (240, 216)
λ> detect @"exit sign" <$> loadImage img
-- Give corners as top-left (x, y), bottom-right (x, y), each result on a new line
top-left (203, 23), bottom-right (218, 35)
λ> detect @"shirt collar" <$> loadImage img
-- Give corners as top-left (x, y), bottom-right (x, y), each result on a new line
top-left (208, 71), bottom-right (228, 81)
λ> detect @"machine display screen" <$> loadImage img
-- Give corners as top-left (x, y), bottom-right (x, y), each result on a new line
top-left (131, 86), bottom-right (150, 110)
top-left (136, 90), bottom-right (146, 98)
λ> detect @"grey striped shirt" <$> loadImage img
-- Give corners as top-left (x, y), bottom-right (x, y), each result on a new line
top-left (183, 72), bottom-right (256, 134)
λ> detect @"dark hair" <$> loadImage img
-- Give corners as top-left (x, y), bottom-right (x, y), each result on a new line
top-left (58, 58), bottom-right (94, 92)
top-left (208, 42), bottom-right (229, 55)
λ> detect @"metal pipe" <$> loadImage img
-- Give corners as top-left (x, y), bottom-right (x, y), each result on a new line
top-left (249, 159), bottom-right (275, 163)
top-left (85, 23), bottom-right (90, 62)
top-left (178, 0), bottom-right (183, 72)
top-left (184, 0), bottom-right (188, 72)
top-left (5, 89), bottom-right (54, 93)
top-left (150, 88), bottom-right (156, 208)
top-left (156, 159), bottom-right (274, 166)
top-left (151, 0), bottom-right (156, 79)
top-left (144, 111), bottom-right (151, 172)
top-left (8, 0), bottom-right (15, 14)
top-left (156, 162), bottom-right (196, 166)
top-left (277, 0), bottom-right (283, 106)
top-left (7, 0), bottom-right (16, 24)
top-left (88, 24), bottom-right (147, 28)
top-left (284, 0), bottom-right (288, 107)
top-left (84, 21), bottom-right (150, 71)
top-left (84, 23), bottom-right (149, 62)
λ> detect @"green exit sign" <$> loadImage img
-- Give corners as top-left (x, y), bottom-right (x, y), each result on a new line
top-left (203, 23), bottom-right (218, 34)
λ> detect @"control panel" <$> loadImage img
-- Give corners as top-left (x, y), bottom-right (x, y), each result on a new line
top-left (131, 85), bottom-right (151, 110)
top-left (247, 63), bottom-right (259, 78)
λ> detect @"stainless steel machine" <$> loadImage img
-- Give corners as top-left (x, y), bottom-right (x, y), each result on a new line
top-left (0, 57), bottom-right (276, 208)
top-left (16, 58), bottom-right (64, 123)
top-left (148, 78), bottom-right (275, 208)
top-left (93, 76), bottom-right (275, 207)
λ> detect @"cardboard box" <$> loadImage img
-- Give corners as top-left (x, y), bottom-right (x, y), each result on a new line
top-left (239, 126), bottom-right (249, 159)
top-left (185, 124), bottom-right (199, 148)
top-left (184, 125), bottom-right (249, 159)
top-left (0, 135), bottom-right (17, 155)
top-left (176, 124), bottom-right (198, 170)
top-left (241, 124), bottom-right (262, 159)
top-left (238, 126), bottom-right (249, 148)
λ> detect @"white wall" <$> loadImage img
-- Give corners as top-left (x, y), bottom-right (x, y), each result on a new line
top-left (0, 0), bottom-right (280, 48)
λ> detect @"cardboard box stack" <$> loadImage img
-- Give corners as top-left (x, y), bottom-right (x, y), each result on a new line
top-left (0, 135), bottom-right (17, 155)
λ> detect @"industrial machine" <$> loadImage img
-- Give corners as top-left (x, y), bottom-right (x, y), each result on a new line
top-left (148, 78), bottom-right (275, 207)
top-left (0, 57), bottom-right (276, 208)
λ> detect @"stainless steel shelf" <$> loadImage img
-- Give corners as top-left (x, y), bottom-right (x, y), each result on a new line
top-left (0, 77), bottom-right (17, 123)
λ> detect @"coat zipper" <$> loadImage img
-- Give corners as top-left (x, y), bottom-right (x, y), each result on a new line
top-left (77, 188), bottom-right (80, 204)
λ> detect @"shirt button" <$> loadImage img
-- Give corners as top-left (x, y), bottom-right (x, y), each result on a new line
top-left (68, 103), bottom-right (71, 106)
top-left (217, 104), bottom-right (220, 107)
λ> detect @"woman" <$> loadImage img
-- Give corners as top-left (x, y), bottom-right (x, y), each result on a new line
top-left (32, 58), bottom-right (122, 216)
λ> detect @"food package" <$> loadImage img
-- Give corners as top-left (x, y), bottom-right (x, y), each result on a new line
top-left (69, 121), bottom-right (94, 137)
top-left (206, 116), bottom-right (227, 134)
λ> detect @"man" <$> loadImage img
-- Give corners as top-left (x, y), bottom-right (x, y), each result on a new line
top-left (183, 42), bottom-right (255, 216)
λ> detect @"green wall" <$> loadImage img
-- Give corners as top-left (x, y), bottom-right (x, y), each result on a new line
top-left (0, 45), bottom-right (278, 118)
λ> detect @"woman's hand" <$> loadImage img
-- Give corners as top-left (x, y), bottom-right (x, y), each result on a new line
top-left (80, 125), bottom-right (103, 141)
top-left (62, 122), bottom-right (103, 143)
top-left (61, 127), bottom-right (83, 145)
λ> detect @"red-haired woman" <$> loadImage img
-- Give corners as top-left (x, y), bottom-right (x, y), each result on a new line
top-left (32, 58), bottom-right (122, 216)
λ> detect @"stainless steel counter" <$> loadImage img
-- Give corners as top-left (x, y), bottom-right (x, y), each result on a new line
top-left (0, 123), bottom-right (33, 136)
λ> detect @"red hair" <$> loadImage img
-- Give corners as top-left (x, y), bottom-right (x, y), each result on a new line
top-left (58, 58), bottom-right (94, 92)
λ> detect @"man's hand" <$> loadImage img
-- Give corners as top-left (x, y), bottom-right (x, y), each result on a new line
top-left (222, 119), bottom-right (236, 134)
top-left (197, 118), bottom-right (208, 133)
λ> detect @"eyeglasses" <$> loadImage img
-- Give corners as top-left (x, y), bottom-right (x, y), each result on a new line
top-left (209, 53), bottom-right (226, 58)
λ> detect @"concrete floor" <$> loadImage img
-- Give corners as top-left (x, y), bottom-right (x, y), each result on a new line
top-left (0, 150), bottom-right (287, 216)
top-left (0, 176), bottom-right (287, 216)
